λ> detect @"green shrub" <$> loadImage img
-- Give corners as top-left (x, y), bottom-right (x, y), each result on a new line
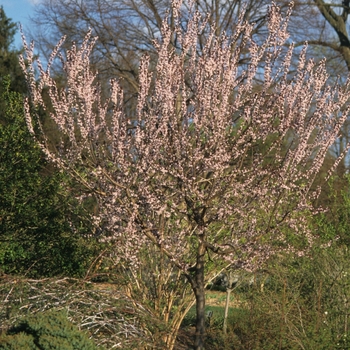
top-left (0, 77), bottom-right (98, 278)
top-left (0, 310), bottom-right (99, 350)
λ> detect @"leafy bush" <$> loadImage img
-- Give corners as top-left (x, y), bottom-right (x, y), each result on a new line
top-left (0, 77), bottom-right (97, 277)
top-left (211, 249), bottom-right (350, 350)
top-left (0, 310), bottom-right (99, 349)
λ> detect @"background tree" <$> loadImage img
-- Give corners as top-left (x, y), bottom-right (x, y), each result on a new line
top-left (20, 2), bottom-right (350, 348)
top-left (0, 5), bottom-right (26, 140)
top-left (305, 0), bottom-right (350, 74)
top-left (28, 0), bottom-right (350, 177)
top-left (29, 0), bottom-right (287, 112)
top-left (288, 0), bottom-right (350, 177)
top-left (0, 6), bottom-right (26, 95)
top-left (311, 0), bottom-right (350, 176)
top-left (28, 1), bottom-right (350, 87)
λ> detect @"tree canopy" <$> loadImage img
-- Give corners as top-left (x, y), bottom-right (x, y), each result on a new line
top-left (0, 6), bottom-right (26, 95)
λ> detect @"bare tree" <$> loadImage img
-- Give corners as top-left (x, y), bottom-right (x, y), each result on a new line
top-left (272, 1), bottom-right (348, 75)
top-left (29, 1), bottom-right (350, 79)
top-left (29, 0), bottom-right (281, 96)
top-left (310, 0), bottom-right (350, 72)
top-left (21, 2), bottom-right (350, 349)
top-left (279, 0), bottom-right (350, 176)
top-left (308, 0), bottom-right (350, 173)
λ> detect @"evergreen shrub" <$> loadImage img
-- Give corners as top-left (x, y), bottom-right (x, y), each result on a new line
top-left (0, 310), bottom-right (99, 350)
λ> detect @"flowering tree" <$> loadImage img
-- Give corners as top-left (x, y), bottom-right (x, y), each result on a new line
top-left (20, 1), bottom-right (350, 348)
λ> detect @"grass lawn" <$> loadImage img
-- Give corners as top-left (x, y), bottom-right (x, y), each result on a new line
top-left (181, 290), bottom-right (246, 328)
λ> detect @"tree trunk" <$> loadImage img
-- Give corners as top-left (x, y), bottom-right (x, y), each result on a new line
top-left (223, 270), bottom-right (237, 334)
top-left (165, 298), bottom-right (196, 350)
top-left (223, 287), bottom-right (232, 335)
top-left (194, 241), bottom-right (206, 350)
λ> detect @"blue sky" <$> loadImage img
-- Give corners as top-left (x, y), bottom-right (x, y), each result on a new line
top-left (0, 0), bottom-right (40, 50)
